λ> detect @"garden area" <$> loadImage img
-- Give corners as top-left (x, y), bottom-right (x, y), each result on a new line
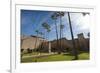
top-left (21, 52), bottom-right (89, 63)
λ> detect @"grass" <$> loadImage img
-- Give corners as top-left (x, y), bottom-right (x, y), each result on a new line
top-left (21, 52), bottom-right (89, 63)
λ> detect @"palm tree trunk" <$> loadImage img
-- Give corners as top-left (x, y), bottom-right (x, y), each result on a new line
top-left (34, 33), bottom-right (38, 52)
top-left (67, 12), bottom-right (78, 60)
top-left (60, 15), bottom-right (62, 53)
top-left (54, 19), bottom-right (59, 53)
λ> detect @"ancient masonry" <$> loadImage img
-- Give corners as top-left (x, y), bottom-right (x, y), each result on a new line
top-left (21, 33), bottom-right (89, 52)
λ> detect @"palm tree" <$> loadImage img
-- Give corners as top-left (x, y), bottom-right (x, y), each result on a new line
top-left (82, 13), bottom-right (90, 38)
top-left (51, 12), bottom-right (60, 53)
top-left (42, 22), bottom-right (49, 39)
top-left (56, 12), bottom-right (65, 53)
top-left (60, 25), bottom-right (64, 36)
top-left (42, 22), bottom-right (51, 52)
top-left (82, 12), bottom-right (90, 16)
top-left (42, 22), bottom-right (50, 32)
top-left (34, 30), bottom-right (39, 51)
top-left (45, 24), bottom-right (51, 53)
top-left (67, 12), bottom-right (78, 60)
top-left (60, 24), bottom-right (64, 51)
top-left (38, 31), bottom-right (44, 52)
top-left (35, 30), bottom-right (44, 52)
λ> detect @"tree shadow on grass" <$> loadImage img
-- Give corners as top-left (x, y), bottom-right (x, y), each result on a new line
top-left (63, 53), bottom-right (73, 56)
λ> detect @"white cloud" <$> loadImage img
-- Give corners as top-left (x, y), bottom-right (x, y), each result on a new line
top-left (70, 13), bottom-right (90, 31)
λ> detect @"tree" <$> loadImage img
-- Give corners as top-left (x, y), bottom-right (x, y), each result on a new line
top-left (42, 22), bottom-right (48, 41)
top-left (38, 31), bottom-right (44, 53)
top-left (82, 13), bottom-right (90, 38)
top-left (60, 24), bottom-right (64, 51)
top-left (34, 30), bottom-right (39, 52)
top-left (42, 22), bottom-right (51, 53)
top-left (67, 12), bottom-right (78, 60)
top-left (35, 30), bottom-right (44, 53)
top-left (42, 22), bottom-right (51, 41)
top-left (82, 12), bottom-right (90, 16)
top-left (51, 12), bottom-right (60, 53)
top-left (42, 22), bottom-right (51, 33)
top-left (56, 12), bottom-right (65, 53)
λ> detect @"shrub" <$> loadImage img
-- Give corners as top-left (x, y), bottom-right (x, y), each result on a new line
top-left (21, 49), bottom-right (24, 53)
top-left (27, 48), bottom-right (32, 53)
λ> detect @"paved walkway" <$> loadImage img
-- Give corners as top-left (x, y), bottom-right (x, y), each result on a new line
top-left (22, 53), bottom-right (57, 58)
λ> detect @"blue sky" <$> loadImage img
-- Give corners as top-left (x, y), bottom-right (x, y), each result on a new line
top-left (21, 10), bottom-right (90, 41)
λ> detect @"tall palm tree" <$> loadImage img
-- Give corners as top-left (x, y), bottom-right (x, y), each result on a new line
top-left (35, 30), bottom-right (44, 52)
top-left (38, 31), bottom-right (44, 52)
top-left (42, 22), bottom-right (51, 52)
top-left (82, 12), bottom-right (90, 16)
top-left (60, 24), bottom-right (64, 51)
top-left (51, 12), bottom-right (60, 53)
top-left (34, 30), bottom-right (39, 51)
top-left (45, 24), bottom-right (51, 53)
top-left (67, 12), bottom-right (78, 60)
top-left (82, 12), bottom-right (90, 39)
top-left (56, 12), bottom-right (65, 53)
top-left (42, 22), bottom-right (49, 39)
top-left (42, 22), bottom-right (51, 32)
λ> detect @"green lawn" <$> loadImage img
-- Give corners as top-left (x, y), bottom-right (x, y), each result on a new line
top-left (21, 53), bottom-right (89, 63)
